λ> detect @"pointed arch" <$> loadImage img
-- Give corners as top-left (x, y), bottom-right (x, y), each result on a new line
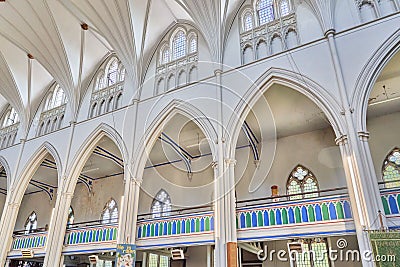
top-left (24, 211), bottom-right (38, 234)
top-left (0, 156), bottom-right (11, 191)
top-left (151, 189), bottom-right (172, 218)
top-left (64, 123), bottom-right (128, 194)
top-left (382, 147), bottom-right (400, 188)
top-left (287, 165), bottom-right (319, 200)
top-left (132, 99), bottom-right (218, 180)
top-left (101, 198), bottom-right (119, 224)
top-left (10, 142), bottom-right (62, 205)
top-left (226, 67), bottom-right (345, 159)
top-left (352, 28), bottom-right (400, 132)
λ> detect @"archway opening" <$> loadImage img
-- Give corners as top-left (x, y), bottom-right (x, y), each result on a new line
top-left (234, 84), bottom-right (358, 266)
top-left (136, 113), bottom-right (214, 267)
top-left (366, 50), bottom-right (400, 228)
top-left (62, 136), bottom-right (124, 266)
top-left (10, 154), bottom-right (59, 266)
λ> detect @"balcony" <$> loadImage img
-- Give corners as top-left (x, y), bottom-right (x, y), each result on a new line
top-left (379, 180), bottom-right (400, 229)
top-left (236, 187), bottom-right (355, 242)
top-left (63, 220), bottom-right (118, 254)
top-left (9, 228), bottom-right (47, 259)
top-left (136, 205), bottom-right (214, 249)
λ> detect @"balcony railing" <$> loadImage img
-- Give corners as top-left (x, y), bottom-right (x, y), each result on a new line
top-left (12, 228), bottom-right (47, 250)
top-left (379, 179), bottom-right (400, 217)
top-left (236, 187), bottom-right (352, 230)
top-left (137, 205), bottom-right (214, 239)
top-left (64, 220), bottom-right (118, 246)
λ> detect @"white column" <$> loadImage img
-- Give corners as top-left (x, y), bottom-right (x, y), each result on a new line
top-left (0, 202), bottom-right (20, 267)
top-left (42, 192), bottom-right (74, 267)
top-left (212, 161), bottom-right (226, 267)
top-left (336, 136), bottom-right (374, 267)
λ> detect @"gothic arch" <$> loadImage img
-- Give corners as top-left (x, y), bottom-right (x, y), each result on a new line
top-left (64, 123), bottom-right (128, 194)
top-left (9, 142), bottom-right (62, 205)
top-left (226, 67), bottom-right (345, 159)
top-left (131, 99), bottom-right (218, 180)
top-left (0, 156), bottom-right (11, 191)
top-left (352, 28), bottom-right (400, 132)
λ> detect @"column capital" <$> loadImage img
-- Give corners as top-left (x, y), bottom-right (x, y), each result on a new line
top-left (211, 161), bottom-right (218, 169)
top-left (324, 29), bottom-right (336, 38)
top-left (358, 131), bottom-right (370, 141)
top-left (214, 69), bottom-right (223, 76)
top-left (225, 158), bottom-right (237, 166)
top-left (132, 177), bottom-right (143, 186)
top-left (335, 134), bottom-right (348, 146)
top-left (8, 201), bottom-right (20, 208)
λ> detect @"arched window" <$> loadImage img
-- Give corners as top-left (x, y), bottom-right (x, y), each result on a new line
top-left (189, 37), bottom-right (197, 53)
top-left (25, 211), bottom-right (38, 234)
top-left (106, 59), bottom-right (119, 86)
top-left (151, 190), bottom-right (171, 218)
top-left (2, 108), bottom-right (19, 127)
top-left (244, 12), bottom-right (254, 31)
top-left (173, 30), bottom-right (186, 59)
top-left (119, 68), bottom-right (126, 82)
top-left (257, 0), bottom-right (274, 25)
top-left (46, 85), bottom-right (66, 110)
top-left (287, 165), bottom-right (319, 200)
top-left (101, 198), bottom-right (118, 224)
top-left (68, 206), bottom-right (74, 226)
top-left (97, 74), bottom-right (105, 90)
top-left (382, 148), bottom-right (400, 188)
top-left (162, 48), bottom-right (170, 64)
top-left (280, 0), bottom-right (290, 16)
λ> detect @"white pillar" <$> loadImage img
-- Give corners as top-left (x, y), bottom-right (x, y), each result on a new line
top-left (42, 192), bottom-right (73, 267)
top-left (0, 202), bottom-right (20, 267)
top-left (336, 136), bottom-right (374, 267)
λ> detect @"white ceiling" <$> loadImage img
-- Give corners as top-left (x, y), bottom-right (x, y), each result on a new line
top-left (0, 0), bottom-right (244, 127)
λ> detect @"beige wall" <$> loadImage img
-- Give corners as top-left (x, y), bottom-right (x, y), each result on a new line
top-left (368, 111), bottom-right (400, 181)
top-left (235, 127), bottom-right (346, 201)
top-left (71, 174), bottom-right (124, 223)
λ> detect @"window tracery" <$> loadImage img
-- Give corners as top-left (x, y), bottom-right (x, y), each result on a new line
top-left (151, 190), bottom-right (171, 218)
top-left (25, 212), bottom-right (38, 234)
top-left (37, 84), bottom-right (66, 136)
top-left (239, 0), bottom-right (298, 63)
top-left (101, 198), bottom-right (119, 224)
top-left (155, 26), bottom-right (198, 94)
top-left (382, 148), bottom-right (400, 188)
top-left (287, 165), bottom-right (319, 200)
top-left (0, 106), bottom-right (19, 148)
top-left (90, 57), bottom-right (125, 118)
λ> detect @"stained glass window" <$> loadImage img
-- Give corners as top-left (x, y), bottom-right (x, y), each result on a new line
top-left (2, 108), bottom-right (19, 127)
top-left (287, 165), bottom-right (319, 200)
top-left (149, 254), bottom-right (169, 267)
top-left (173, 31), bottom-right (186, 59)
top-left (151, 190), bottom-right (171, 218)
top-left (257, 0), bottom-right (275, 25)
top-left (107, 59), bottom-right (119, 86)
top-left (244, 13), bottom-right (253, 31)
top-left (290, 239), bottom-right (330, 267)
top-left (25, 211), bottom-right (38, 234)
top-left (383, 148), bottom-right (400, 188)
top-left (68, 206), bottom-right (74, 226)
top-left (46, 86), bottom-right (66, 110)
top-left (101, 198), bottom-right (118, 224)
top-left (280, 0), bottom-right (290, 17)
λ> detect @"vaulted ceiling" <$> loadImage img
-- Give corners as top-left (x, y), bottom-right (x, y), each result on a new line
top-left (0, 0), bottom-right (245, 133)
